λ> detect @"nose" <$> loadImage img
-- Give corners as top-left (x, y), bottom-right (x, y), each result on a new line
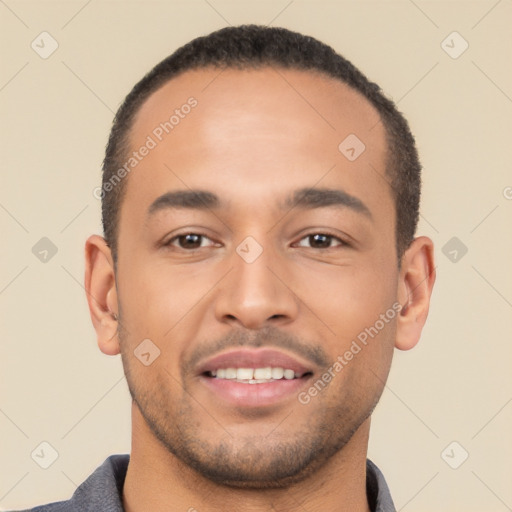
top-left (214, 238), bottom-right (299, 330)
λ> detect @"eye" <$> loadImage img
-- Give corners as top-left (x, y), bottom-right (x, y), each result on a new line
top-left (165, 233), bottom-right (217, 250)
top-left (295, 233), bottom-right (347, 249)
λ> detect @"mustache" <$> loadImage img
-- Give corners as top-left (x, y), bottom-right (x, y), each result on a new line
top-left (182, 325), bottom-right (330, 377)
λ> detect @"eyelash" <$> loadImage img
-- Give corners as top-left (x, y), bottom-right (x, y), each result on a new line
top-left (163, 232), bottom-right (349, 251)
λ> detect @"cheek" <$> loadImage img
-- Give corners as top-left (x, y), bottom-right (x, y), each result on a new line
top-left (300, 260), bottom-right (398, 388)
top-left (299, 258), bottom-right (398, 335)
top-left (116, 257), bottom-right (218, 344)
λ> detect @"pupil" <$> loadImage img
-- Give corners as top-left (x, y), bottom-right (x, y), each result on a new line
top-left (180, 234), bottom-right (201, 248)
top-left (310, 234), bottom-right (330, 248)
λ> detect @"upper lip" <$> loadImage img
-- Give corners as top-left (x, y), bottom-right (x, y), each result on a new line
top-left (196, 348), bottom-right (314, 377)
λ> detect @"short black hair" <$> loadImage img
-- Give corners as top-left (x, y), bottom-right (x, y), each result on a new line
top-left (101, 24), bottom-right (421, 262)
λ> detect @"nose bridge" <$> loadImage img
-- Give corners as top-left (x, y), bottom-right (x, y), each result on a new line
top-left (215, 233), bottom-right (298, 328)
top-left (235, 235), bottom-right (277, 293)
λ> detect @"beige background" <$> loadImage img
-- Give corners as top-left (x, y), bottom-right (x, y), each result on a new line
top-left (1, 0), bottom-right (511, 510)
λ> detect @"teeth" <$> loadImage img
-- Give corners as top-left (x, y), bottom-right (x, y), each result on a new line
top-left (284, 369), bottom-right (295, 380)
top-left (209, 367), bottom-right (302, 382)
top-left (225, 368), bottom-right (237, 379)
top-left (271, 367), bottom-right (284, 379)
top-left (236, 368), bottom-right (254, 380)
top-left (253, 367), bottom-right (272, 380)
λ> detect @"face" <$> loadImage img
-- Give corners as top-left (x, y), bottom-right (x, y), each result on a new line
top-left (113, 67), bottom-right (399, 487)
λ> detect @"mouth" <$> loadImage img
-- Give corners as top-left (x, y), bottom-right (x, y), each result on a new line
top-left (196, 349), bottom-right (315, 408)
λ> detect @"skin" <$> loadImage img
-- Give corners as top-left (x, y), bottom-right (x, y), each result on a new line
top-left (85, 66), bottom-right (435, 512)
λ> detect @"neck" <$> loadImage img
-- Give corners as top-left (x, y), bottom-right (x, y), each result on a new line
top-left (122, 405), bottom-right (372, 512)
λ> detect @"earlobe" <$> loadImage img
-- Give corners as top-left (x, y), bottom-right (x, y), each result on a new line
top-left (84, 235), bottom-right (120, 356)
top-left (395, 236), bottom-right (436, 351)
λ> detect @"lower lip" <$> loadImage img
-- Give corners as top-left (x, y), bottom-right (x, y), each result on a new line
top-left (199, 375), bottom-right (311, 408)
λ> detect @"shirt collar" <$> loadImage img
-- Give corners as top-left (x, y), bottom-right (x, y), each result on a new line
top-left (61, 454), bottom-right (395, 512)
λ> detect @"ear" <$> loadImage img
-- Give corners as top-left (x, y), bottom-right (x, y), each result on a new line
top-left (84, 235), bottom-right (120, 356)
top-left (395, 236), bottom-right (436, 351)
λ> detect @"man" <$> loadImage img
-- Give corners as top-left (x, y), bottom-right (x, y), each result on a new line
top-left (22, 24), bottom-right (435, 512)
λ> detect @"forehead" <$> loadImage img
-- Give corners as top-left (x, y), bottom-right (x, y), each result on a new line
top-left (132, 66), bottom-right (386, 150)
top-left (121, 66), bottom-right (390, 226)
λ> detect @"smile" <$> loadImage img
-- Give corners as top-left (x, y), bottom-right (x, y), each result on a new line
top-left (196, 349), bottom-right (316, 407)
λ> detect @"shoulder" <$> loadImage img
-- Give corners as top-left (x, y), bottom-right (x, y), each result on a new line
top-left (11, 454), bottom-right (130, 512)
top-left (366, 458), bottom-right (396, 512)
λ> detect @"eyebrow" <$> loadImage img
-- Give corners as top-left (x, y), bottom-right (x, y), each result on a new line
top-left (147, 187), bottom-right (372, 219)
top-left (282, 187), bottom-right (372, 218)
top-left (147, 190), bottom-right (220, 216)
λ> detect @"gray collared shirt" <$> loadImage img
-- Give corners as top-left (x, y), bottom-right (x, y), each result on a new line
top-left (15, 454), bottom-right (396, 511)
